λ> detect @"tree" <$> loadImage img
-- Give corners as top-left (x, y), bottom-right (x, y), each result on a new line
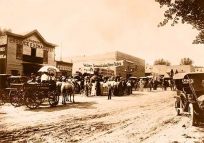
top-left (180, 57), bottom-right (193, 65)
top-left (154, 58), bottom-right (171, 66)
top-left (0, 28), bottom-right (11, 36)
top-left (155, 0), bottom-right (204, 44)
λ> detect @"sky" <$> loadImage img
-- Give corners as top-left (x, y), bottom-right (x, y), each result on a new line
top-left (0, 0), bottom-right (203, 66)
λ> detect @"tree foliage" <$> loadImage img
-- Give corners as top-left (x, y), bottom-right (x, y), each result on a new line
top-left (156, 0), bottom-right (204, 44)
top-left (154, 58), bottom-right (171, 66)
top-left (180, 57), bottom-right (193, 65)
top-left (0, 28), bottom-right (11, 36)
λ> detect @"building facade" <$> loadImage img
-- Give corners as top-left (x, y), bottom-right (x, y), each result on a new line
top-left (72, 51), bottom-right (145, 78)
top-left (145, 64), bottom-right (195, 77)
top-left (0, 30), bottom-right (56, 75)
top-left (56, 61), bottom-right (73, 76)
top-left (194, 66), bottom-right (204, 72)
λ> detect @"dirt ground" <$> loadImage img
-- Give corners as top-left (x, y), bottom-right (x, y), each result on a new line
top-left (0, 90), bottom-right (204, 143)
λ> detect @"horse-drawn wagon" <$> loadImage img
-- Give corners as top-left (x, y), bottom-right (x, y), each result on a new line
top-left (0, 75), bottom-right (27, 107)
top-left (174, 72), bottom-right (204, 126)
top-left (24, 81), bottom-right (60, 109)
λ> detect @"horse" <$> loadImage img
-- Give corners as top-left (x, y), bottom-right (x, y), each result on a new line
top-left (61, 81), bottom-right (75, 104)
top-left (56, 78), bottom-right (75, 105)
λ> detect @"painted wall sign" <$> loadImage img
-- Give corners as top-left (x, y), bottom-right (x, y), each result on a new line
top-left (8, 37), bottom-right (53, 52)
top-left (83, 60), bottom-right (123, 68)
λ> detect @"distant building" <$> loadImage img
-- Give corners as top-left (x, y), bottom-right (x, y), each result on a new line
top-left (0, 30), bottom-right (56, 75)
top-left (71, 51), bottom-right (145, 78)
top-left (194, 66), bottom-right (204, 72)
top-left (145, 65), bottom-right (195, 77)
top-left (56, 61), bottom-right (73, 76)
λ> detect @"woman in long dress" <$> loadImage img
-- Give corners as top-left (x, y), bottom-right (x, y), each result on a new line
top-left (91, 80), bottom-right (96, 96)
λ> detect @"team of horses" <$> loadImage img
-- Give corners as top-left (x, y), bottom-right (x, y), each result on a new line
top-left (55, 77), bottom-right (120, 104)
top-left (56, 78), bottom-right (75, 105)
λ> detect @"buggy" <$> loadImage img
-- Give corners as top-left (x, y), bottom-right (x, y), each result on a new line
top-left (0, 75), bottom-right (27, 107)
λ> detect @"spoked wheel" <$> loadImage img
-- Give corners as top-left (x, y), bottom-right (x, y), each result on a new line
top-left (189, 103), bottom-right (198, 126)
top-left (48, 91), bottom-right (59, 107)
top-left (24, 91), bottom-right (41, 109)
top-left (10, 90), bottom-right (24, 107)
top-left (0, 91), bottom-right (6, 106)
top-left (175, 99), bottom-right (181, 116)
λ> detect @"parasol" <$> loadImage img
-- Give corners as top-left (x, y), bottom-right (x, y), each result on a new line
top-left (38, 65), bottom-right (60, 73)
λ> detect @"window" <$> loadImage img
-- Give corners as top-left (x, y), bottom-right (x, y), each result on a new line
top-left (43, 50), bottom-right (48, 63)
top-left (31, 48), bottom-right (36, 57)
top-left (16, 44), bottom-right (23, 59)
top-left (11, 70), bottom-right (19, 76)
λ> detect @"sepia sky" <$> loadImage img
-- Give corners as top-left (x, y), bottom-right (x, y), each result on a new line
top-left (0, 0), bottom-right (203, 66)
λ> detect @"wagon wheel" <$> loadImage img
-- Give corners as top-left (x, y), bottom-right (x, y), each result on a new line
top-left (0, 91), bottom-right (6, 106)
top-left (10, 90), bottom-right (24, 107)
top-left (24, 91), bottom-right (41, 109)
top-left (175, 100), bottom-right (181, 116)
top-left (189, 103), bottom-right (197, 126)
top-left (10, 90), bottom-right (20, 107)
top-left (48, 91), bottom-right (59, 107)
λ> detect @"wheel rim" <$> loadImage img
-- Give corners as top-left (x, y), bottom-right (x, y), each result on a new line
top-left (48, 92), bottom-right (59, 106)
top-left (25, 95), bottom-right (39, 109)
top-left (189, 104), bottom-right (196, 126)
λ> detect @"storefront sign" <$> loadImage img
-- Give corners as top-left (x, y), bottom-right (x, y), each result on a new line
top-left (8, 37), bottom-right (53, 51)
top-left (0, 47), bottom-right (6, 59)
top-left (83, 60), bottom-right (123, 68)
top-left (57, 65), bottom-right (72, 71)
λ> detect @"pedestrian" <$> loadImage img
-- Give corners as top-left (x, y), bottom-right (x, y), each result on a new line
top-left (126, 80), bottom-right (131, 95)
top-left (148, 79), bottom-right (154, 91)
top-left (107, 81), bottom-right (112, 100)
top-left (139, 79), bottom-right (144, 91)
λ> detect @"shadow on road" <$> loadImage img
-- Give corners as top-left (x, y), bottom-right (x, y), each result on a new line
top-left (26, 101), bottom-right (97, 112)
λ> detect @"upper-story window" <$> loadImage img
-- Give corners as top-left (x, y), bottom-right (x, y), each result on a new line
top-left (31, 48), bottom-right (36, 57)
top-left (16, 44), bottom-right (23, 59)
top-left (43, 50), bottom-right (48, 63)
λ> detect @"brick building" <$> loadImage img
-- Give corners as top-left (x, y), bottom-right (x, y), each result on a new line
top-left (72, 51), bottom-right (145, 78)
top-left (0, 30), bottom-right (56, 75)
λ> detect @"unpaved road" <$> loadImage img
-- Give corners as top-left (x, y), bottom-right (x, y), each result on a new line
top-left (0, 90), bottom-right (204, 143)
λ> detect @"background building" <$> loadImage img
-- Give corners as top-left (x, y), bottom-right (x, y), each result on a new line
top-left (56, 61), bottom-right (72, 76)
top-left (0, 30), bottom-right (56, 75)
top-left (72, 51), bottom-right (145, 78)
top-left (194, 66), bottom-right (204, 72)
top-left (145, 64), bottom-right (195, 77)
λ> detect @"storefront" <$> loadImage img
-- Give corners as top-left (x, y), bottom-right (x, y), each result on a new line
top-left (56, 61), bottom-right (72, 76)
top-left (0, 30), bottom-right (56, 76)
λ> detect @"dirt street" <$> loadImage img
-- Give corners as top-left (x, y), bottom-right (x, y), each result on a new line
top-left (0, 90), bottom-right (204, 143)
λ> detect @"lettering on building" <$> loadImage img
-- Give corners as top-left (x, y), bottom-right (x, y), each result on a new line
top-left (8, 37), bottom-right (53, 52)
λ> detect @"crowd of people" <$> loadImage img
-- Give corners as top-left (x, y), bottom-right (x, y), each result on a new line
top-left (25, 72), bottom-right (175, 100)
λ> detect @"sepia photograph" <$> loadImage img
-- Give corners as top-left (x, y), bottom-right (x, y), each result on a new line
top-left (0, 0), bottom-right (204, 142)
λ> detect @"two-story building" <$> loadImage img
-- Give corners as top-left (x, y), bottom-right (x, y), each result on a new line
top-left (0, 30), bottom-right (56, 75)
